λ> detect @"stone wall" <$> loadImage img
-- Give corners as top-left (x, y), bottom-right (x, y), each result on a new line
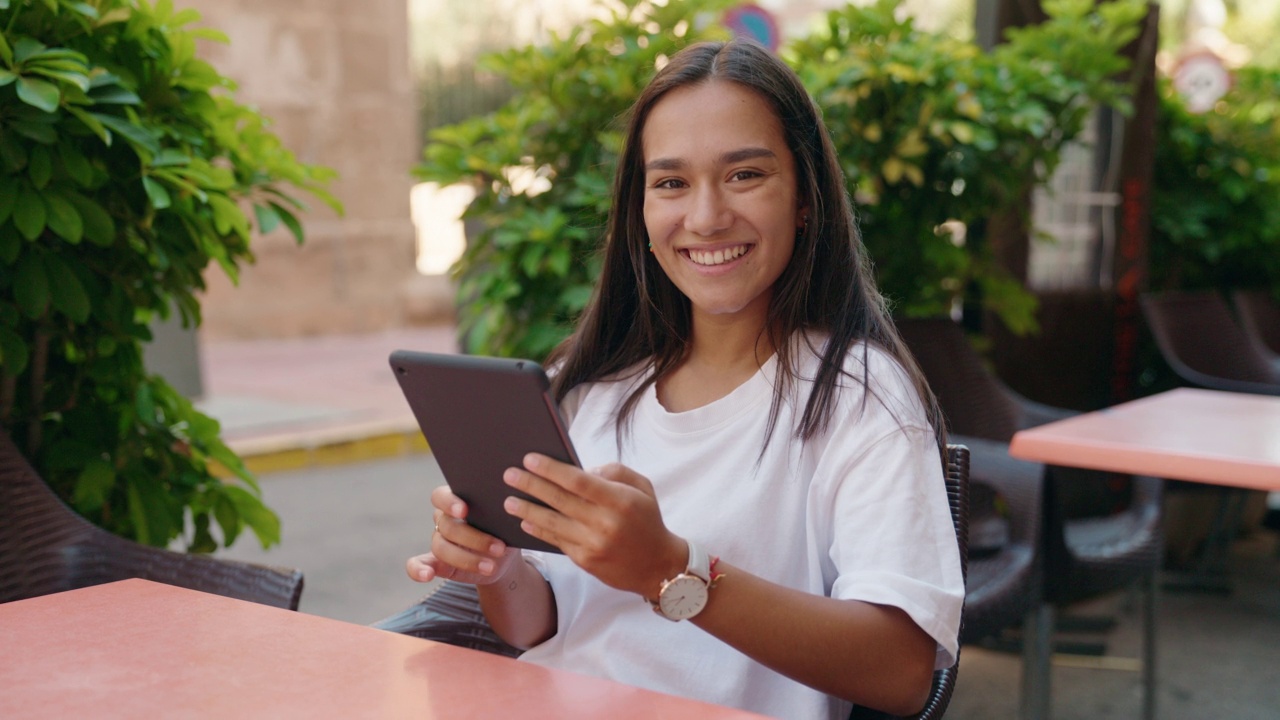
top-left (186, 0), bottom-right (429, 339)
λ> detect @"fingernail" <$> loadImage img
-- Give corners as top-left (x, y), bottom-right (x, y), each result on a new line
top-left (451, 502), bottom-right (464, 517)
top-left (478, 559), bottom-right (494, 575)
top-left (418, 569), bottom-right (433, 581)
top-left (490, 541), bottom-right (505, 556)
top-left (524, 453), bottom-right (541, 469)
top-left (503, 468), bottom-right (518, 485)
top-left (504, 497), bottom-right (520, 513)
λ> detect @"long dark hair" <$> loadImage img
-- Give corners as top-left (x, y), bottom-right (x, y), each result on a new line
top-left (548, 39), bottom-right (945, 458)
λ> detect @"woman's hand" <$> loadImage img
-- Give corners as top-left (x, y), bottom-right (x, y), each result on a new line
top-left (502, 453), bottom-right (687, 599)
top-left (405, 485), bottom-right (523, 586)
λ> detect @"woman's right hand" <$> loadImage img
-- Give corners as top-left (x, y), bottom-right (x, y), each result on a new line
top-left (406, 485), bottom-right (523, 586)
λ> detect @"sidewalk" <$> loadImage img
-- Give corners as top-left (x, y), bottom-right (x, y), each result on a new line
top-left (197, 325), bottom-right (458, 473)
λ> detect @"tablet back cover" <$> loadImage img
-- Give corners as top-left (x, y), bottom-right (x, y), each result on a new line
top-left (390, 351), bottom-right (574, 553)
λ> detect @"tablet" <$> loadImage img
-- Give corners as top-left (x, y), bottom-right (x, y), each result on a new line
top-left (389, 350), bottom-right (577, 553)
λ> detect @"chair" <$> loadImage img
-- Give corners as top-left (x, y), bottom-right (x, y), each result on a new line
top-left (1139, 290), bottom-right (1280, 396)
top-left (897, 317), bottom-right (1164, 720)
top-left (0, 431), bottom-right (304, 610)
top-left (377, 445), bottom-right (972, 720)
top-left (1232, 289), bottom-right (1280, 374)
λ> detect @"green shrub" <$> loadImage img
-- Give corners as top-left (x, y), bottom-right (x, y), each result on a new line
top-left (0, 0), bottom-right (339, 551)
top-left (791, 0), bottom-right (1145, 332)
top-left (423, 0), bottom-right (1145, 359)
top-left (1150, 66), bottom-right (1280, 295)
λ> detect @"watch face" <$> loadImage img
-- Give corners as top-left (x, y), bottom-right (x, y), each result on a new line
top-left (658, 575), bottom-right (708, 620)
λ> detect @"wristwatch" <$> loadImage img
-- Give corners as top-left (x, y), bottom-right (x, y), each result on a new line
top-left (650, 541), bottom-right (711, 621)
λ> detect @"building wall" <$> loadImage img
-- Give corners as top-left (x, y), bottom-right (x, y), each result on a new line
top-left (187, 0), bottom-right (423, 339)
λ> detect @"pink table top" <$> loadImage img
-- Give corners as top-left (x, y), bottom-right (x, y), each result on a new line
top-left (0, 579), bottom-right (767, 720)
top-left (1009, 388), bottom-right (1280, 491)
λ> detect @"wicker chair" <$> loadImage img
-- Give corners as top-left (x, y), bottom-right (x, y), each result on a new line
top-left (0, 431), bottom-right (304, 609)
top-left (897, 317), bottom-right (1163, 720)
top-left (378, 445), bottom-right (972, 720)
top-left (1232, 289), bottom-right (1280, 374)
top-left (1140, 290), bottom-right (1280, 396)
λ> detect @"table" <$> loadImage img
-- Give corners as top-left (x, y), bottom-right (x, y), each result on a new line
top-left (0, 579), bottom-right (767, 719)
top-left (1007, 387), bottom-right (1280, 720)
top-left (1009, 388), bottom-right (1280, 491)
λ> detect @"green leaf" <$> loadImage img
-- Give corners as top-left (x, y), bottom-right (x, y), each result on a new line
top-left (143, 176), bottom-right (171, 209)
top-left (44, 193), bottom-right (84, 245)
top-left (25, 66), bottom-right (91, 92)
top-left (13, 38), bottom-right (46, 64)
top-left (43, 252), bottom-right (90, 322)
top-left (213, 492), bottom-right (241, 547)
top-left (65, 192), bottom-right (115, 246)
top-left (8, 119), bottom-right (58, 144)
top-left (221, 484), bottom-right (281, 549)
top-left (93, 113), bottom-right (160, 156)
top-left (72, 460), bottom-right (116, 512)
top-left (0, 28), bottom-right (12, 65)
top-left (0, 324), bottom-right (29, 375)
top-left (268, 201), bottom-right (304, 245)
top-left (58, 144), bottom-right (94, 186)
top-left (0, 69), bottom-right (17, 87)
top-left (14, 251), bottom-right (50, 319)
top-left (0, 178), bottom-right (16, 224)
top-left (88, 84), bottom-right (142, 105)
top-left (253, 202), bottom-right (281, 234)
top-left (69, 2), bottom-right (99, 18)
top-left (16, 76), bottom-right (61, 113)
top-left (0, 230), bottom-right (17, 265)
top-left (66, 106), bottom-right (110, 144)
top-left (13, 189), bottom-right (47, 240)
top-left (28, 146), bottom-right (53, 189)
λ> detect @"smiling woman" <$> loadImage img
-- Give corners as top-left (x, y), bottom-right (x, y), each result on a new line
top-left (406, 39), bottom-right (963, 720)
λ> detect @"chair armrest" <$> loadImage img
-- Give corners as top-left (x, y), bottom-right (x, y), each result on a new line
top-left (373, 580), bottom-right (521, 658)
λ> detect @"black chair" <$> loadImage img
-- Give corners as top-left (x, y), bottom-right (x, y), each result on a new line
top-left (377, 445), bottom-right (972, 720)
top-left (1140, 290), bottom-right (1280, 396)
top-left (898, 317), bottom-right (1163, 720)
top-left (1232, 289), bottom-right (1280, 374)
top-left (0, 431), bottom-right (304, 609)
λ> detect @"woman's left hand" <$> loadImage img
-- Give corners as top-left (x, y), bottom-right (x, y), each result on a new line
top-left (503, 453), bottom-right (687, 599)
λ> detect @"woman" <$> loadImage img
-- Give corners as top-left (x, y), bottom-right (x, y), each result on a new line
top-left (407, 39), bottom-right (963, 720)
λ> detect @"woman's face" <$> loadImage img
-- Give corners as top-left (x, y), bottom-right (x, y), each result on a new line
top-left (641, 80), bottom-right (804, 328)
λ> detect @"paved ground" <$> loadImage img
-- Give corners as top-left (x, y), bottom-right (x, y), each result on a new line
top-left (204, 325), bottom-right (1280, 719)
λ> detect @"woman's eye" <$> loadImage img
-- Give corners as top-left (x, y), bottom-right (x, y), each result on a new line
top-left (652, 178), bottom-right (686, 190)
top-left (731, 170), bottom-right (762, 182)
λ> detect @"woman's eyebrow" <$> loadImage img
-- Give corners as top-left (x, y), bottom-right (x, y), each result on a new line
top-left (644, 146), bottom-right (776, 173)
top-left (721, 147), bottom-right (775, 164)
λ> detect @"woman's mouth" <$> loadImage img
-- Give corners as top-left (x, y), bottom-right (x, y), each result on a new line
top-left (684, 244), bottom-right (751, 267)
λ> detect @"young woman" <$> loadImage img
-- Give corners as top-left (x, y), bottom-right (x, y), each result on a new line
top-left (407, 39), bottom-right (964, 720)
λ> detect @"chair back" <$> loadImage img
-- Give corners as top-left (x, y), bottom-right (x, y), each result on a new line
top-left (1, 431), bottom-right (304, 609)
top-left (1232, 289), bottom-right (1280, 359)
top-left (897, 318), bottom-right (1024, 441)
top-left (0, 431), bottom-right (95, 601)
top-left (1140, 291), bottom-right (1280, 394)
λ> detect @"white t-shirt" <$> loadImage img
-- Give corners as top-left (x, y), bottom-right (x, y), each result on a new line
top-left (519, 337), bottom-right (964, 720)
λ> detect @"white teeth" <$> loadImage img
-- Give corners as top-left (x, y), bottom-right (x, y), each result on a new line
top-left (689, 245), bottom-right (747, 266)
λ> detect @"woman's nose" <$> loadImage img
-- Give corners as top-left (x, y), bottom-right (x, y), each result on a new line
top-left (683, 186), bottom-right (732, 236)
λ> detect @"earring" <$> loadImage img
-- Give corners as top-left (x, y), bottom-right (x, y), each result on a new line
top-left (648, 242), bottom-right (654, 253)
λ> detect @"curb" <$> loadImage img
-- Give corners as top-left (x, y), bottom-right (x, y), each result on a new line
top-left (213, 422), bottom-right (431, 478)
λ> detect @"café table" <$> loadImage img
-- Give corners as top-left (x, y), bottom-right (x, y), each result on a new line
top-left (1007, 387), bottom-right (1280, 720)
top-left (0, 578), bottom-right (768, 719)
top-left (1008, 387), bottom-right (1280, 491)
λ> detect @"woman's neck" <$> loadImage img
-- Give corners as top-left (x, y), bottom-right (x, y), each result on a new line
top-left (655, 311), bottom-right (779, 413)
